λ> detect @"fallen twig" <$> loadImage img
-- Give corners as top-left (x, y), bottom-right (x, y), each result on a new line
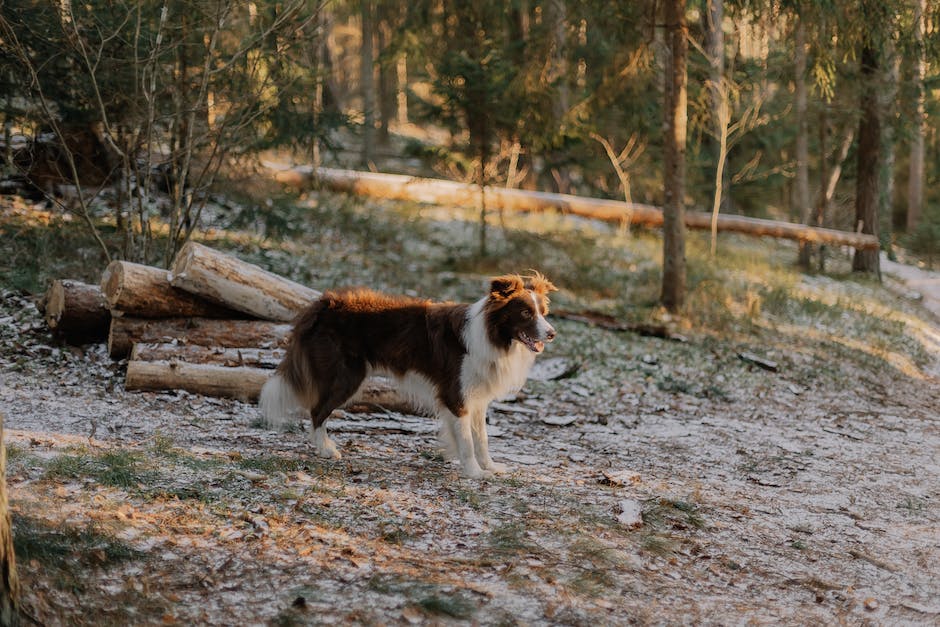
top-left (552, 309), bottom-right (685, 341)
top-left (737, 351), bottom-right (778, 372)
top-left (848, 548), bottom-right (899, 572)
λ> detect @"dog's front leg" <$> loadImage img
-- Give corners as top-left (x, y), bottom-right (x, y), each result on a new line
top-left (310, 423), bottom-right (341, 459)
top-left (443, 412), bottom-right (488, 479)
top-left (470, 405), bottom-right (507, 474)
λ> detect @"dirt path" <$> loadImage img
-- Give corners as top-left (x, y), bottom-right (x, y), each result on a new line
top-left (3, 267), bottom-right (940, 625)
top-left (882, 253), bottom-right (940, 322)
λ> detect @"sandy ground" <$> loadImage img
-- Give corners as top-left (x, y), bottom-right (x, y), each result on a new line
top-left (3, 260), bottom-right (940, 625)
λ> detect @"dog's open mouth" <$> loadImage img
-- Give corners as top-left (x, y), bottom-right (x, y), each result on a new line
top-left (517, 332), bottom-right (544, 353)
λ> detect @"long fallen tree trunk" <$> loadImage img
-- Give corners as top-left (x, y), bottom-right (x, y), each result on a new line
top-left (101, 260), bottom-right (238, 318)
top-left (42, 279), bottom-right (111, 345)
top-left (130, 342), bottom-right (285, 369)
top-left (295, 166), bottom-right (880, 250)
top-left (125, 360), bottom-right (416, 413)
top-left (170, 242), bottom-right (321, 321)
top-left (108, 317), bottom-right (292, 359)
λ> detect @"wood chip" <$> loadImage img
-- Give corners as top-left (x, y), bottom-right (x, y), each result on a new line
top-left (848, 548), bottom-right (899, 572)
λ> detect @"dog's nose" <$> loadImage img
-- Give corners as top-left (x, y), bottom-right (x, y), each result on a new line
top-left (545, 326), bottom-right (556, 342)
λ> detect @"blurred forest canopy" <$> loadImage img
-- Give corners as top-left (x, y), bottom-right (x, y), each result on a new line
top-left (2, 0), bottom-right (940, 268)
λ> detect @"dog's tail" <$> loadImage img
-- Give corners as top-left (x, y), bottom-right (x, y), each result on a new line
top-left (260, 296), bottom-right (328, 428)
top-left (259, 374), bottom-right (305, 429)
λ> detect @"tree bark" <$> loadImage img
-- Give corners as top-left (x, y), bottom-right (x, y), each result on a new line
top-left (126, 360), bottom-right (271, 401)
top-left (795, 18), bottom-right (813, 268)
top-left (853, 41), bottom-right (882, 275)
top-left (101, 260), bottom-right (238, 319)
top-left (0, 413), bottom-right (20, 627)
top-left (42, 279), bottom-right (111, 345)
top-left (169, 242), bottom-right (320, 322)
top-left (880, 37), bottom-right (900, 257)
top-left (125, 361), bottom-right (415, 413)
top-left (360, 0), bottom-right (376, 166)
top-left (546, 0), bottom-right (571, 194)
top-left (300, 167), bottom-right (880, 249)
top-left (660, 0), bottom-right (688, 311)
top-left (704, 0), bottom-right (729, 217)
top-left (377, 16), bottom-right (395, 144)
top-left (907, 0), bottom-right (926, 232)
top-left (108, 317), bottom-right (292, 359)
top-left (130, 342), bottom-right (285, 369)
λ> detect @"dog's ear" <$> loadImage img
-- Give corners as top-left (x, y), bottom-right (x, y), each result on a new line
top-left (489, 275), bottom-right (525, 299)
top-left (525, 271), bottom-right (558, 295)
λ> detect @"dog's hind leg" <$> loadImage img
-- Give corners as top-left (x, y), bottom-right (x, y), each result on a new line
top-left (308, 360), bottom-right (366, 460)
top-left (437, 418), bottom-right (459, 461)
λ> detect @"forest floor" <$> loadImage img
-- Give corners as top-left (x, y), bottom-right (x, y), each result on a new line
top-left (2, 192), bottom-right (940, 625)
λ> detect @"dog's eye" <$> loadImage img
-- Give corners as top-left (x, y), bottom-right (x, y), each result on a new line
top-left (521, 309), bottom-right (532, 319)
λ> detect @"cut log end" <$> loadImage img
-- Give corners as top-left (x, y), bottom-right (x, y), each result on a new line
top-left (99, 260), bottom-right (125, 310)
top-left (43, 281), bottom-right (66, 329)
top-left (42, 279), bottom-right (111, 344)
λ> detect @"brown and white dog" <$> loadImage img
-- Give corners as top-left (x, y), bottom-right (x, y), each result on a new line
top-left (260, 273), bottom-right (557, 478)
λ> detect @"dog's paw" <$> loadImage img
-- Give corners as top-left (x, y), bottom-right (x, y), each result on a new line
top-left (316, 440), bottom-right (342, 460)
top-left (460, 464), bottom-right (492, 480)
top-left (485, 461), bottom-right (509, 474)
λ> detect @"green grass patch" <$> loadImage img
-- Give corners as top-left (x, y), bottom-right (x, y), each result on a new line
top-left (13, 514), bottom-right (140, 566)
top-left (418, 593), bottom-right (476, 619)
top-left (236, 454), bottom-right (304, 474)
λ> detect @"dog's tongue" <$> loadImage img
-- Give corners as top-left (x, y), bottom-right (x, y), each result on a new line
top-left (519, 334), bottom-right (544, 353)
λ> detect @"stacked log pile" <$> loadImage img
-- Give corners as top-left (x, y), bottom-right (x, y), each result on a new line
top-left (39, 242), bottom-right (327, 403)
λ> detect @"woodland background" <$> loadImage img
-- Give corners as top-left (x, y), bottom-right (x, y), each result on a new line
top-left (1, 1), bottom-right (939, 283)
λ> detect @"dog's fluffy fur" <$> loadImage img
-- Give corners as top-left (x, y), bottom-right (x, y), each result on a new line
top-left (260, 273), bottom-right (557, 478)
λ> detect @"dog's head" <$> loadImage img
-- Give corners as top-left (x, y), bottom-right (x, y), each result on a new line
top-left (484, 272), bottom-right (558, 353)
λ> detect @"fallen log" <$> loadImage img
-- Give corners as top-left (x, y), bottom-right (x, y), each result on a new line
top-left (108, 317), bottom-right (291, 359)
top-left (552, 309), bottom-right (687, 341)
top-left (169, 242), bottom-right (320, 321)
top-left (125, 360), bottom-right (416, 413)
top-left (130, 342), bottom-right (285, 369)
top-left (125, 360), bottom-right (270, 401)
top-left (304, 167), bottom-right (880, 250)
top-left (42, 279), bottom-right (111, 345)
top-left (101, 260), bottom-right (238, 318)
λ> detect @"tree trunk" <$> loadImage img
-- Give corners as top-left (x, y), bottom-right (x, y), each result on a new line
top-left (126, 360), bottom-right (271, 401)
top-left (130, 342), bottom-right (285, 369)
top-left (547, 0), bottom-right (571, 194)
top-left (853, 41), bottom-right (882, 276)
top-left (660, 0), bottom-right (688, 311)
top-left (0, 413), bottom-right (20, 627)
top-left (169, 242), bottom-right (320, 322)
top-left (108, 317), bottom-right (292, 359)
top-left (303, 167), bottom-right (880, 249)
top-left (42, 279), bottom-right (111, 345)
top-left (125, 361), bottom-right (416, 412)
top-left (377, 17), bottom-right (395, 144)
top-left (360, 0), bottom-right (376, 166)
top-left (794, 18), bottom-right (813, 268)
top-left (396, 54), bottom-right (408, 127)
top-left (907, 0), bottom-right (926, 232)
top-left (704, 0), bottom-right (728, 216)
top-left (880, 38), bottom-right (900, 258)
top-left (816, 107), bottom-right (830, 271)
top-left (101, 261), bottom-right (238, 319)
